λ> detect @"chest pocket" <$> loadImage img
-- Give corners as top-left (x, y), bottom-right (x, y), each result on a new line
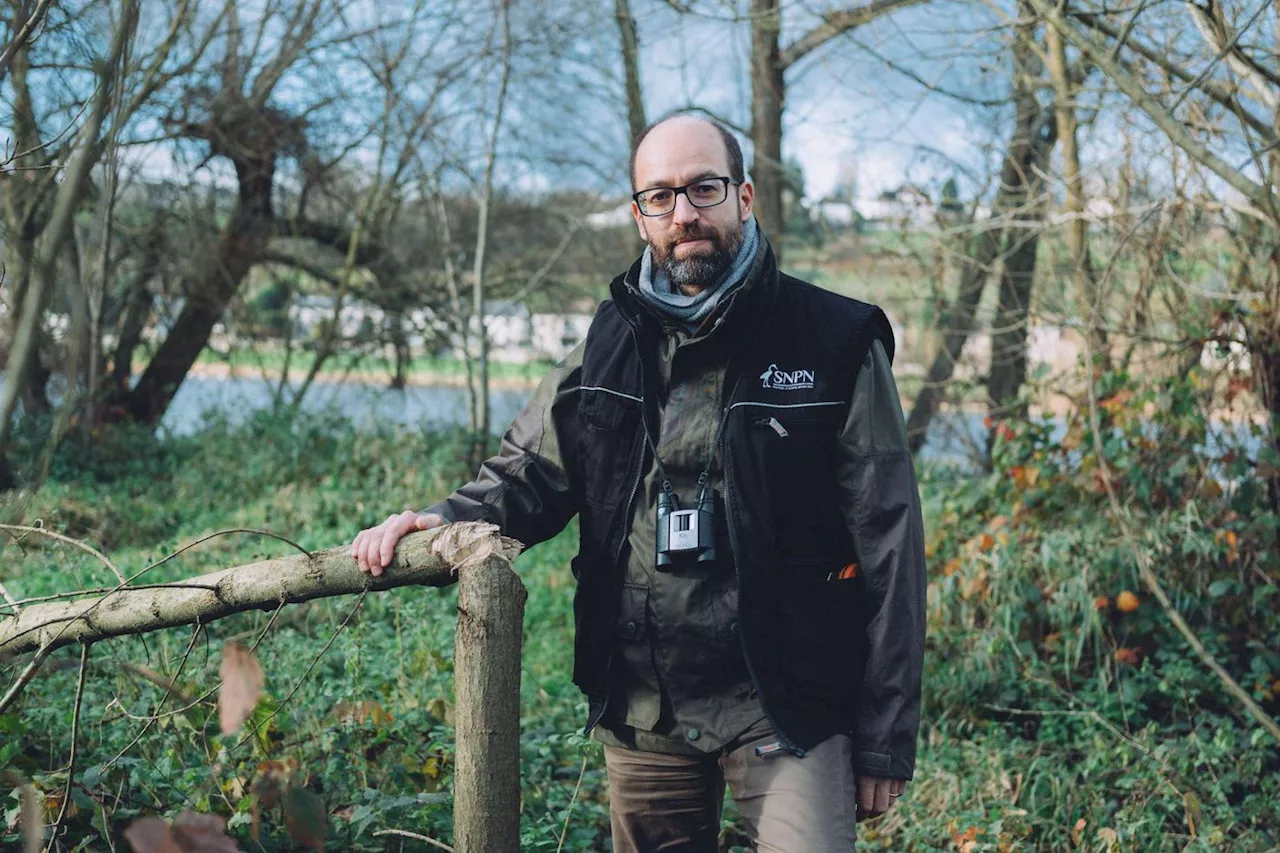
top-left (581, 386), bottom-right (641, 430)
top-left (749, 403), bottom-right (852, 561)
top-left (578, 387), bottom-right (643, 510)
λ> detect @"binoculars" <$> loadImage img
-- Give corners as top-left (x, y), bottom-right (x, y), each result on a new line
top-left (655, 484), bottom-right (719, 569)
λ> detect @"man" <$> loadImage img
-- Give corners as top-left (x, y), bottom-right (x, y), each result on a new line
top-left (352, 112), bottom-right (927, 851)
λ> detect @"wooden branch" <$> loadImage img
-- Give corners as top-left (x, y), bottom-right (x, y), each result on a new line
top-left (1026, 0), bottom-right (1276, 215)
top-left (0, 523), bottom-right (523, 657)
top-left (0, 0), bottom-right (55, 86)
top-left (1073, 10), bottom-right (1275, 141)
top-left (780, 0), bottom-right (927, 70)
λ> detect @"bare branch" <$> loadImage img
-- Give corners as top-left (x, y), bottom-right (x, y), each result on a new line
top-left (1028, 0), bottom-right (1275, 215)
top-left (48, 643), bottom-right (89, 852)
top-left (0, 523), bottom-right (125, 584)
top-left (0, 0), bottom-right (56, 85)
top-left (780, 0), bottom-right (928, 70)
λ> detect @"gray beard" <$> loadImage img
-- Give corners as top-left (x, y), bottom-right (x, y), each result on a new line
top-left (656, 231), bottom-right (744, 290)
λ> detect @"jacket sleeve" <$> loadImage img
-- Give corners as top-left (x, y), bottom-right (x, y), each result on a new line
top-left (834, 336), bottom-right (927, 780)
top-left (421, 341), bottom-right (585, 550)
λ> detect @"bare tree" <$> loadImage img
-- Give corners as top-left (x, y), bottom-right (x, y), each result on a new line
top-left (906, 8), bottom-right (1057, 454)
top-left (1025, 0), bottom-right (1280, 538)
top-left (749, 0), bottom-right (929, 244)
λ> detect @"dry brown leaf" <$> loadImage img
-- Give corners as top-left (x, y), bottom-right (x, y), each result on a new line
top-left (125, 811), bottom-right (240, 853)
top-left (283, 786), bottom-right (326, 852)
top-left (171, 812), bottom-right (241, 853)
top-left (125, 817), bottom-right (183, 853)
top-left (219, 641), bottom-right (264, 735)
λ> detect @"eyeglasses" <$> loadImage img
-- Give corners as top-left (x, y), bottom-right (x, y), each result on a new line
top-left (632, 176), bottom-right (738, 217)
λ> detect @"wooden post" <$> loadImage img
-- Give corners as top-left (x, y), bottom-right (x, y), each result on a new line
top-left (453, 552), bottom-right (526, 852)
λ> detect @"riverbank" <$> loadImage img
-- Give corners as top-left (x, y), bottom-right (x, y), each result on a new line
top-left (181, 358), bottom-right (546, 391)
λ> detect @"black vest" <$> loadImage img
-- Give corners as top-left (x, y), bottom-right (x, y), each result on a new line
top-left (570, 245), bottom-right (895, 754)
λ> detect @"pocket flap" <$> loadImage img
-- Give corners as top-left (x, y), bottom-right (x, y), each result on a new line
top-left (616, 583), bottom-right (648, 641)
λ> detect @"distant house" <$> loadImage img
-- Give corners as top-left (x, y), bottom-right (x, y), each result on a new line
top-left (464, 300), bottom-right (592, 363)
top-left (855, 185), bottom-right (937, 232)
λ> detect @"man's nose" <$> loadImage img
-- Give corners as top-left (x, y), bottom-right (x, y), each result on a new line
top-left (671, 191), bottom-right (700, 226)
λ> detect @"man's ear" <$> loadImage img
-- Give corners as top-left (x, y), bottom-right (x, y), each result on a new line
top-left (630, 200), bottom-right (647, 239)
top-left (738, 181), bottom-right (755, 220)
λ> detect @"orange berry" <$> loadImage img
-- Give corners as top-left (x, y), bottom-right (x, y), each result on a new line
top-left (1116, 590), bottom-right (1140, 612)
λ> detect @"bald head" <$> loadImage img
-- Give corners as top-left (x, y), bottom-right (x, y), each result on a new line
top-left (627, 112), bottom-right (755, 295)
top-left (629, 113), bottom-right (745, 192)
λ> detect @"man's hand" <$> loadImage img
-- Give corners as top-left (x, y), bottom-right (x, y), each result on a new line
top-left (855, 774), bottom-right (907, 821)
top-left (351, 511), bottom-right (446, 577)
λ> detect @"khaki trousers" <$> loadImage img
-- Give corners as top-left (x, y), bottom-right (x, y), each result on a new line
top-left (603, 726), bottom-right (858, 852)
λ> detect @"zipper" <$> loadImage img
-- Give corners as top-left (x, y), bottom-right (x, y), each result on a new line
top-left (584, 318), bottom-right (650, 737)
top-left (754, 416), bottom-right (789, 437)
top-left (721, 368), bottom-right (806, 758)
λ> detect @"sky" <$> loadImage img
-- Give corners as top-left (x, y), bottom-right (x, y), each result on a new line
top-left (629, 1), bottom-right (1009, 203)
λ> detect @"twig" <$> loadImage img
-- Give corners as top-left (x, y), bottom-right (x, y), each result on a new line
top-left (119, 662), bottom-right (198, 705)
top-left (980, 703), bottom-right (1185, 798)
top-left (0, 645), bottom-right (54, 715)
top-left (0, 580), bottom-right (18, 611)
top-left (373, 829), bottom-right (454, 851)
top-left (1081, 315), bottom-right (1280, 746)
top-left (105, 598), bottom-right (286, 724)
top-left (0, 0), bottom-right (56, 86)
top-left (102, 621), bottom-right (203, 773)
top-left (141, 527), bottom-right (315, 571)
top-left (47, 643), bottom-right (89, 853)
top-left (0, 523), bottom-right (125, 584)
top-left (556, 750), bottom-right (590, 853)
top-left (233, 589), bottom-right (368, 752)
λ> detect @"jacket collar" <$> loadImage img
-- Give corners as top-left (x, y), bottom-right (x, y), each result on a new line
top-left (610, 230), bottom-right (782, 347)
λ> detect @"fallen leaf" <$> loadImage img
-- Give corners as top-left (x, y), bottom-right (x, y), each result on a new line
top-left (172, 812), bottom-right (241, 852)
top-left (125, 817), bottom-right (182, 853)
top-left (1070, 817), bottom-right (1086, 846)
top-left (1115, 646), bottom-right (1144, 666)
top-left (284, 786), bottom-right (326, 852)
top-left (219, 642), bottom-right (265, 735)
top-left (125, 812), bottom-right (240, 853)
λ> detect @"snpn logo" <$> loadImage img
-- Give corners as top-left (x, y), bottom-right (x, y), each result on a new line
top-left (759, 363), bottom-right (815, 391)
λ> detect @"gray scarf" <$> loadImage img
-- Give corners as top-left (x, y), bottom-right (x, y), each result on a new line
top-left (635, 215), bottom-right (760, 334)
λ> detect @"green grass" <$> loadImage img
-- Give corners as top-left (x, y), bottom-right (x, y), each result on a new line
top-left (1, 396), bottom-right (1278, 851)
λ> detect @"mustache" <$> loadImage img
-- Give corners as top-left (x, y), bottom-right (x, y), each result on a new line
top-left (664, 225), bottom-right (715, 247)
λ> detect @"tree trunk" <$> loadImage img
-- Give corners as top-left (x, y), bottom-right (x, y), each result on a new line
top-left (468, 3), bottom-right (512, 470)
top-left (109, 258), bottom-right (158, 396)
top-left (907, 15), bottom-right (1056, 455)
top-left (987, 6), bottom-right (1052, 422)
top-left (390, 314), bottom-right (408, 391)
top-left (750, 0), bottom-right (786, 248)
top-left (122, 155), bottom-right (276, 426)
top-left (0, 6), bottom-right (134, 483)
top-left (615, 0), bottom-right (646, 149)
top-left (905, 225), bottom-right (997, 456)
top-left (453, 553), bottom-right (526, 853)
top-left (986, 216), bottom-right (1043, 419)
top-left (1045, 16), bottom-right (1108, 367)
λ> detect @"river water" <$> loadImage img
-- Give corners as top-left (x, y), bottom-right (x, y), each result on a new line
top-left (163, 374), bottom-right (990, 466)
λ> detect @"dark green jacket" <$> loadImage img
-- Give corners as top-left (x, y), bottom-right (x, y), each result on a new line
top-left (425, 237), bottom-right (928, 779)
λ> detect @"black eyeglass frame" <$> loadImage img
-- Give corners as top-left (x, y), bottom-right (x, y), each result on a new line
top-left (631, 176), bottom-right (740, 217)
